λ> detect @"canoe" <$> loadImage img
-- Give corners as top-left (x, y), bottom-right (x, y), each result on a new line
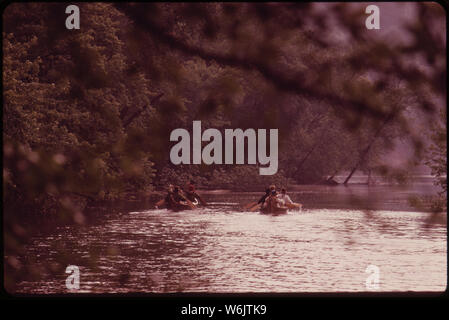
top-left (286, 202), bottom-right (302, 210)
top-left (168, 197), bottom-right (199, 211)
top-left (260, 206), bottom-right (289, 214)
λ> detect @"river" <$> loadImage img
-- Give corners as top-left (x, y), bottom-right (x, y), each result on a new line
top-left (12, 182), bottom-right (447, 293)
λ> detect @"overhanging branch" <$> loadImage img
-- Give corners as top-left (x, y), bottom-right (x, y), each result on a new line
top-left (115, 3), bottom-right (390, 120)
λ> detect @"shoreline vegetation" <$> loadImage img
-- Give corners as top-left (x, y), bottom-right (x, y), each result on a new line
top-left (38, 179), bottom-right (448, 219)
top-left (14, 186), bottom-right (444, 231)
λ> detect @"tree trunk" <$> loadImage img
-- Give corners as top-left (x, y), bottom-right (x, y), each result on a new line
top-left (343, 113), bottom-right (395, 185)
top-left (343, 165), bottom-right (358, 185)
top-left (294, 142), bottom-right (320, 178)
top-left (293, 123), bottom-right (329, 179)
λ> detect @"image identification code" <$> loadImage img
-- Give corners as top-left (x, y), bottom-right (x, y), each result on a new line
top-left (181, 304), bottom-right (267, 317)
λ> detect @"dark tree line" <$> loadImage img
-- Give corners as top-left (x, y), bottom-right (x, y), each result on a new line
top-left (3, 2), bottom-right (445, 204)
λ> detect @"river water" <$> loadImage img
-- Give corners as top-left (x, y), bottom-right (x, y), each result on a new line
top-left (12, 183), bottom-right (447, 293)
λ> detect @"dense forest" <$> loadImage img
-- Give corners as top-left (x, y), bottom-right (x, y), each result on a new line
top-left (4, 3), bottom-right (445, 202)
top-left (3, 2), bottom-right (446, 293)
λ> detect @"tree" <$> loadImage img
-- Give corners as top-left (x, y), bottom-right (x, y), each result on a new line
top-left (425, 108), bottom-right (447, 196)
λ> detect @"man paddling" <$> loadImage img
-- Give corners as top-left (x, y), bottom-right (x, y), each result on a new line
top-left (263, 190), bottom-right (283, 212)
top-left (164, 184), bottom-right (175, 209)
top-left (185, 180), bottom-right (207, 206)
top-left (278, 188), bottom-right (302, 210)
top-left (277, 188), bottom-right (293, 205)
top-left (247, 185), bottom-right (275, 211)
top-left (258, 188), bottom-right (271, 207)
top-left (155, 184), bottom-right (174, 209)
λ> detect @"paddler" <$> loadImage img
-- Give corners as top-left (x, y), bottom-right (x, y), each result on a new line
top-left (258, 188), bottom-right (271, 208)
top-left (258, 185), bottom-right (276, 209)
top-left (277, 188), bottom-right (292, 205)
top-left (185, 180), bottom-right (207, 205)
top-left (173, 186), bottom-right (188, 204)
top-left (278, 188), bottom-right (302, 209)
top-left (164, 184), bottom-right (175, 209)
top-left (266, 190), bottom-right (283, 211)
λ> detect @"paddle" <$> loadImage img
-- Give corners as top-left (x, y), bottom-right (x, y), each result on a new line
top-left (242, 201), bottom-right (258, 210)
top-left (249, 203), bottom-right (261, 212)
top-left (184, 199), bottom-right (196, 209)
top-left (181, 195), bottom-right (196, 209)
top-left (286, 202), bottom-right (302, 210)
top-left (155, 199), bottom-right (165, 208)
top-left (196, 194), bottom-right (208, 206)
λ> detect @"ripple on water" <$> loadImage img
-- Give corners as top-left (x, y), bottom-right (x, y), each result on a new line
top-left (13, 207), bottom-right (446, 293)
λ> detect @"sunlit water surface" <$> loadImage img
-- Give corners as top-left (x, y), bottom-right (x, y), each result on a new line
top-left (14, 186), bottom-right (447, 293)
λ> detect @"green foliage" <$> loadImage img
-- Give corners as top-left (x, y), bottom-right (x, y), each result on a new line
top-left (3, 4), bottom-right (157, 206)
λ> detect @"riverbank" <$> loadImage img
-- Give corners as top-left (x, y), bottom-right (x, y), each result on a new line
top-left (7, 181), bottom-right (445, 235)
top-left (88, 180), bottom-right (446, 214)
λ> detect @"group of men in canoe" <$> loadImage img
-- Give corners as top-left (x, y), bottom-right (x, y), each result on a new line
top-left (247, 185), bottom-right (302, 213)
top-left (157, 180), bottom-right (207, 210)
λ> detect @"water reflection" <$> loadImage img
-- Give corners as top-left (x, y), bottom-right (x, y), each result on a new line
top-left (12, 188), bottom-right (447, 294)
